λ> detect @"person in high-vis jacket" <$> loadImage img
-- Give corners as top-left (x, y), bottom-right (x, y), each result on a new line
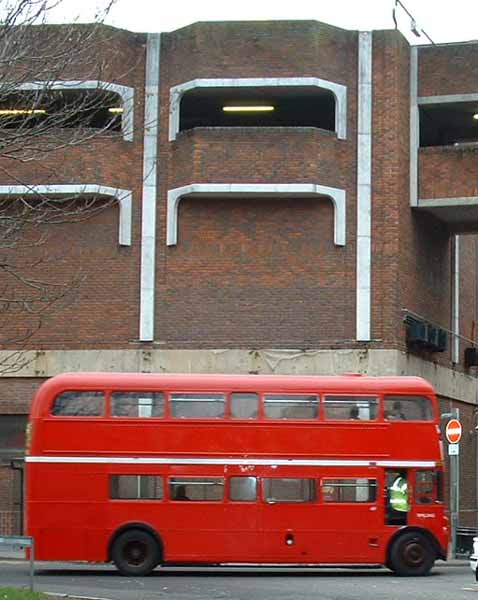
top-left (390, 473), bottom-right (409, 513)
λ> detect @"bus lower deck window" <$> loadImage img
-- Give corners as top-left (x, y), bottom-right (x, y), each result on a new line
top-left (110, 475), bottom-right (163, 500)
top-left (169, 477), bottom-right (224, 501)
top-left (322, 479), bottom-right (377, 503)
top-left (263, 478), bottom-right (316, 503)
top-left (230, 476), bottom-right (257, 501)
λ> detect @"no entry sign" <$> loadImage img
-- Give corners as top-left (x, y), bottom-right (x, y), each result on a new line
top-left (446, 419), bottom-right (462, 444)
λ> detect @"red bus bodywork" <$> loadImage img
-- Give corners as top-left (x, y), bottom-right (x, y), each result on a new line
top-left (25, 372), bottom-right (449, 575)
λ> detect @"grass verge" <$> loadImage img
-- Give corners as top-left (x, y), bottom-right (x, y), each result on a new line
top-left (0, 588), bottom-right (50, 600)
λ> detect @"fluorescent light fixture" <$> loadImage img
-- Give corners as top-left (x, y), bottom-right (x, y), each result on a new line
top-left (0, 109), bottom-right (46, 115)
top-left (108, 107), bottom-right (124, 114)
top-left (473, 113), bottom-right (478, 120)
top-left (223, 105), bottom-right (275, 112)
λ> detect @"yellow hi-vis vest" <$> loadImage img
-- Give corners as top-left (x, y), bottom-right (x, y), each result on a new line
top-left (390, 476), bottom-right (409, 512)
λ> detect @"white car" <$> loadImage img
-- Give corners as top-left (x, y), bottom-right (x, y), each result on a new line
top-left (470, 537), bottom-right (478, 581)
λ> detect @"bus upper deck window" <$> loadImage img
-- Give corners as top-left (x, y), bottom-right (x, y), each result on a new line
top-left (264, 395), bottom-right (318, 419)
top-left (384, 396), bottom-right (433, 421)
top-left (112, 392), bottom-right (165, 418)
top-left (51, 391), bottom-right (104, 416)
top-left (170, 393), bottom-right (225, 418)
top-left (323, 396), bottom-right (378, 421)
top-left (230, 393), bottom-right (259, 419)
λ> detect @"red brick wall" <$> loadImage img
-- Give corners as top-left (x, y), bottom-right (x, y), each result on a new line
top-left (155, 21), bottom-right (360, 348)
top-left (418, 43), bottom-right (478, 97)
top-left (0, 26), bottom-right (146, 348)
top-left (420, 147), bottom-right (478, 199)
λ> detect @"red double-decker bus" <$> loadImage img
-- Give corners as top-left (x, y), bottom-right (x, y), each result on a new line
top-left (25, 372), bottom-right (448, 576)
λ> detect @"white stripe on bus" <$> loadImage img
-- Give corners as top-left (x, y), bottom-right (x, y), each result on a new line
top-left (25, 456), bottom-right (436, 468)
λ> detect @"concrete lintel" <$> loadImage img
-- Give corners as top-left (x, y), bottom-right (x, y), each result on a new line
top-left (419, 197), bottom-right (478, 208)
top-left (17, 80), bottom-right (135, 141)
top-left (418, 93), bottom-right (478, 105)
top-left (169, 77), bottom-right (347, 141)
top-left (416, 197), bottom-right (478, 232)
top-left (167, 183), bottom-right (346, 247)
top-left (2, 348), bottom-right (477, 406)
top-left (0, 184), bottom-right (132, 246)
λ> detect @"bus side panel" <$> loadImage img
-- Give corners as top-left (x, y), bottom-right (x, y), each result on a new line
top-left (34, 421), bottom-right (441, 462)
top-left (26, 463), bottom-right (110, 562)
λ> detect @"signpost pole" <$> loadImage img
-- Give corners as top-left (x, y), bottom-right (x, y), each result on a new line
top-left (446, 409), bottom-right (460, 558)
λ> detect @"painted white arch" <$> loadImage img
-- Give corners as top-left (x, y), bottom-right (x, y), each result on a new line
top-left (167, 183), bottom-right (346, 247)
top-left (0, 184), bottom-right (132, 246)
top-left (17, 80), bottom-right (134, 141)
top-left (169, 77), bottom-right (347, 142)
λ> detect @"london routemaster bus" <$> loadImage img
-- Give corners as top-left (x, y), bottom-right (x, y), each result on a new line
top-left (25, 372), bottom-right (449, 576)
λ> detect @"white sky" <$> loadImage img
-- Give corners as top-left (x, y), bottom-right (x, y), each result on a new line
top-left (47, 0), bottom-right (478, 45)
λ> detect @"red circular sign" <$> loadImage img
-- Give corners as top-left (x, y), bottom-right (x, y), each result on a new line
top-left (446, 419), bottom-right (462, 444)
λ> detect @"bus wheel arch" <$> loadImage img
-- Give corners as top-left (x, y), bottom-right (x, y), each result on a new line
top-left (109, 523), bottom-right (163, 576)
top-left (386, 528), bottom-right (438, 576)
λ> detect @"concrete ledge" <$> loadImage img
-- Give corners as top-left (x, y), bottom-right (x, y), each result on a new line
top-left (1, 348), bottom-right (477, 405)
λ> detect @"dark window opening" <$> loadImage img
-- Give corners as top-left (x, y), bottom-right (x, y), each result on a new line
top-left (0, 415), bottom-right (27, 457)
top-left (179, 87), bottom-right (335, 134)
top-left (0, 90), bottom-right (122, 131)
top-left (420, 102), bottom-right (478, 147)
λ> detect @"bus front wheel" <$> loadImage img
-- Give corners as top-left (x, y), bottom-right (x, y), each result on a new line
top-left (388, 531), bottom-right (435, 576)
top-left (111, 528), bottom-right (160, 576)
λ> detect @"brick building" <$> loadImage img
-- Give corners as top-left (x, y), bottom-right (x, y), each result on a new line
top-left (1, 19), bottom-right (478, 548)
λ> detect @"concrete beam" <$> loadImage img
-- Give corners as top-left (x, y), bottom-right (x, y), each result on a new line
top-left (0, 184), bottom-right (132, 246)
top-left (17, 80), bottom-right (135, 142)
top-left (169, 77), bottom-right (347, 141)
top-left (167, 183), bottom-right (346, 247)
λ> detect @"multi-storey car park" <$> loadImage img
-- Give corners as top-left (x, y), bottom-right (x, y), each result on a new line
top-left (1, 18), bottom-right (478, 556)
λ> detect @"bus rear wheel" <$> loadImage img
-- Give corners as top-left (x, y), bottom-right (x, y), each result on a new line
top-left (388, 531), bottom-right (435, 576)
top-left (111, 529), bottom-right (160, 576)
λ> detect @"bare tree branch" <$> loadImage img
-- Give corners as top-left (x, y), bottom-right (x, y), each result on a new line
top-left (0, 0), bottom-right (124, 373)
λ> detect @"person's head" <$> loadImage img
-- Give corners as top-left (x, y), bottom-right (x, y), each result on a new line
top-left (392, 401), bottom-right (402, 413)
top-left (350, 406), bottom-right (359, 419)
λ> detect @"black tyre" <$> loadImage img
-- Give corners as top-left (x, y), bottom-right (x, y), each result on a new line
top-left (388, 531), bottom-right (435, 576)
top-left (111, 529), bottom-right (160, 576)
